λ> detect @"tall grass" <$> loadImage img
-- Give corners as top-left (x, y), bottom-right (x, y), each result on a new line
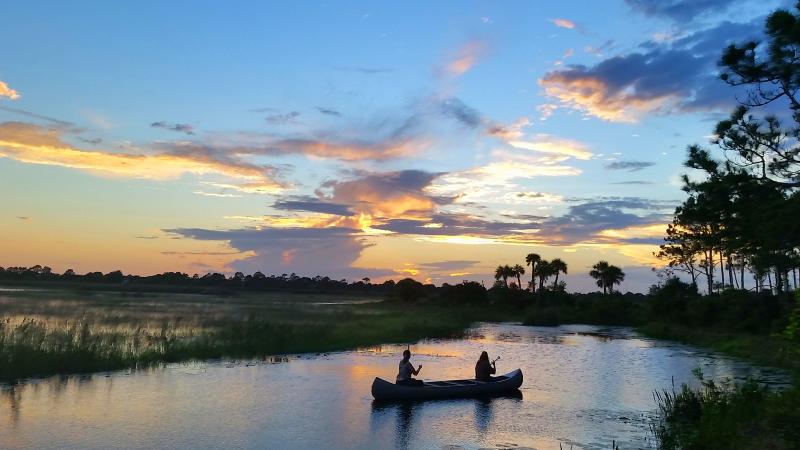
top-left (653, 370), bottom-right (800, 449)
top-left (0, 305), bottom-right (477, 382)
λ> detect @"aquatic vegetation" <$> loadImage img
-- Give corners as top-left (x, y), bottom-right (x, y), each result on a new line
top-left (653, 371), bottom-right (800, 450)
top-left (0, 301), bottom-right (482, 382)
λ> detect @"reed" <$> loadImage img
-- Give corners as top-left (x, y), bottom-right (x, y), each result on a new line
top-left (652, 370), bottom-right (800, 449)
top-left (0, 304), bottom-right (477, 382)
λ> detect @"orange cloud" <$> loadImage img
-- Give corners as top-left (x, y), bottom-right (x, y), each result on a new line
top-left (508, 134), bottom-right (593, 160)
top-left (445, 41), bottom-right (487, 77)
top-left (0, 81), bottom-right (20, 100)
top-left (540, 72), bottom-right (673, 122)
top-left (550, 18), bottom-right (576, 29)
top-left (0, 122), bottom-right (283, 193)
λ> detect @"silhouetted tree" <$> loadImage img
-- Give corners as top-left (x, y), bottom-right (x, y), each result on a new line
top-left (494, 265), bottom-right (511, 288)
top-left (525, 253), bottom-right (541, 292)
top-left (590, 261), bottom-right (625, 294)
top-left (512, 264), bottom-right (525, 290)
top-left (549, 258), bottom-right (568, 287)
top-left (395, 278), bottom-right (425, 301)
top-left (537, 260), bottom-right (553, 292)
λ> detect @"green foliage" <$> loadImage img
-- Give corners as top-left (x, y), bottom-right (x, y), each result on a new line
top-left (784, 290), bottom-right (800, 340)
top-left (654, 373), bottom-right (800, 450)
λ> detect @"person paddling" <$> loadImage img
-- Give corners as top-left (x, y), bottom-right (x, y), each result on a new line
top-left (396, 349), bottom-right (423, 386)
top-left (475, 351), bottom-right (497, 381)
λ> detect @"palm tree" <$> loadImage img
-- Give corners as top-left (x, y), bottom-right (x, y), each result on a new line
top-left (605, 265), bottom-right (625, 293)
top-left (589, 261), bottom-right (609, 293)
top-left (537, 260), bottom-right (552, 292)
top-left (589, 261), bottom-right (625, 294)
top-left (525, 253), bottom-right (541, 292)
top-left (495, 265), bottom-right (512, 288)
top-left (494, 265), bottom-right (505, 287)
top-left (550, 258), bottom-right (568, 287)
top-left (512, 264), bottom-right (525, 290)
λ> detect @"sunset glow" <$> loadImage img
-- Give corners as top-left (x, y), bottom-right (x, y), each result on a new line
top-left (0, 0), bottom-right (776, 292)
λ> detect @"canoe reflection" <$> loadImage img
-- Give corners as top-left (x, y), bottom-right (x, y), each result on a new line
top-left (370, 390), bottom-right (522, 449)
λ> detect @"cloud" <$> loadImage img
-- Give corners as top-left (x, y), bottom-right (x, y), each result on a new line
top-left (535, 197), bottom-right (674, 245)
top-left (0, 122), bottom-right (283, 193)
top-left (624, 0), bottom-right (740, 22)
top-left (265, 111), bottom-right (301, 125)
top-left (151, 121), bottom-right (195, 135)
top-left (196, 110), bottom-right (427, 162)
top-left (604, 160), bottom-right (656, 171)
top-left (536, 104), bottom-right (559, 121)
top-left (0, 106), bottom-right (74, 128)
top-left (272, 196), bottom-right (352, 216)
top-left (418, 260), bottom-right (481, 272)
top-left (444, 41), bottom-right (487, 77)
top-left (540, 20), bottom-right (762, 121)
top-left (427, 150), bottom-right (581, 205)
top-left (256, 137), bottom-right (422, 161)
top-left (0, 81), bottom-right (20, 100)
top-left (193, 190), bottom-right (243, 198)
top-left (611, 180), bottom-right (654, 185)
top-left (374, 212), bottom-right (539, 237)
top-left (508, 134), bottom-right (593, 160)
top-left (437, 96), bottom-right (532, 141)
top-left (317, 107), bottom-right (342, 117)
top-left (550, 18), bottom-right (576, 29)
top-left (165, 226), bottom-right (390, 280)
top-left (318, 170), bottom-right (446, 219)
top-left (439, 97), bottom-right (482, 128)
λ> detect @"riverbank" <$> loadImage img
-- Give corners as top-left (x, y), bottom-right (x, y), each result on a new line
top-left (0, 288), bottom-right (522, 382)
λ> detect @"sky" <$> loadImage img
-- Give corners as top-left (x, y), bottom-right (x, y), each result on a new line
top-left (0, 0), bottom-right (788, 292)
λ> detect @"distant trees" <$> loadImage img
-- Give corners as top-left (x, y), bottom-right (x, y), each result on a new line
top-left (394, 277), bottom-right (426, 301)
top-left (496, 254), bottom-right (570, 293)
top-left (589, 261), bottom-right (625, 294)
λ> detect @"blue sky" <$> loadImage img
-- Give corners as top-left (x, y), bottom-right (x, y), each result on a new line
top-left (0, 0), bottom-right (787, 291)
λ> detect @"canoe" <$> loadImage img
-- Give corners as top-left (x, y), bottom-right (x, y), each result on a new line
top-left (371, 369), bottom-right (523, 401)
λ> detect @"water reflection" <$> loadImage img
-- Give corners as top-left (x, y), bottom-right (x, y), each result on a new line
top-left (0, 323), bottom-right (790, 450)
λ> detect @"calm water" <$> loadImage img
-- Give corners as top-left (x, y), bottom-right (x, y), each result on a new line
top-left (0, 323), bottom-right (788, 450)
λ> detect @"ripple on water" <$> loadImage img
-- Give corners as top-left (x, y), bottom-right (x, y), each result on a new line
top-left (0, 322), bottom-right (791, 450)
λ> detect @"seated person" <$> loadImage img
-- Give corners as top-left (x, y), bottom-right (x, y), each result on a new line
top-left (475, 351), bottom-right (496, 381)
top-left (396, 349), bottom-right (423, 386)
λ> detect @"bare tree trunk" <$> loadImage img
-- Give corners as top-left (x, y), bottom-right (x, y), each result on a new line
top-left (727, 255), bottom-right (735, 289)
top-left (719, 252), bottom-right (725, 290)
top-left (767, 271), bottom-right (773, 293)
top-left (793, 268), bottom-right (798, 291)
top-left (740, 261), bottom-right (745, 291)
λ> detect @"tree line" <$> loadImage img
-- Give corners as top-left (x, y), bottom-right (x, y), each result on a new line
top-left (656, 5), bottom-right (800, 296)
top-left (494, 254), bottom-right (625, 294)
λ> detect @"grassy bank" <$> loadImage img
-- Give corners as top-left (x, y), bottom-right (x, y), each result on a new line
top-left (653, 373), bottom-right (800, 450)
top-left (519, 283), bottom-right (800, 449)
top-left (0, 295), bottom-right (515, 382)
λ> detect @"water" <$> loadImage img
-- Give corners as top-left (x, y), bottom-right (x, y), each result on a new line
top-left (0, 323), bottom-right (789, 450)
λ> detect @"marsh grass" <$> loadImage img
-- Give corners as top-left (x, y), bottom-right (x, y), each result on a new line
top-left (653, 371), bottom-right (800, 450)
top-left (0, 298), bottom-right (484, 381)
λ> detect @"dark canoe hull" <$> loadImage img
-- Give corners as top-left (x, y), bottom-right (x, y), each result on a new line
top-left (371, 369), bottom-right (523, 401)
